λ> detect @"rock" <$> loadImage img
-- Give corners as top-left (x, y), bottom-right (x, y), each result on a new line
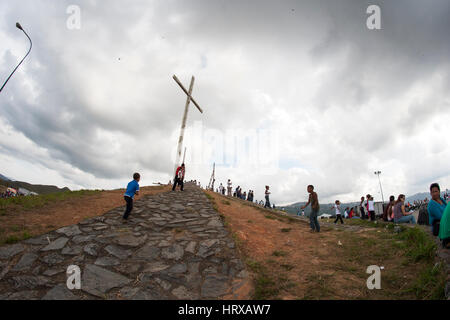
top-left (24, 235), bottom-right (54, 245)
top-left (9, 275), bottom-right (51, 289)
top-left (200, 239), bottom-right (219, 248)
top-left (115, 234), bottom-right (147, 247)
top-left (154, 278), bottom-right (172, 290)
top-left (95, 257), bottom-right (120, 267)
top-left (203, 266), bottom-right (218, 274)
top-left (56, 225), bottom-right (82, 237)
top-left (12, 253), bottom-right (38, 271)
top-left (201, 275), bottom-right (229, 298)
top-left (105, 245), bottom-right (131, 260)
top-left (72, 235), bottom-right (95, 244)
top-left (161, 245), bottom-right (184, 260)
top-left (167, 263), bottom-right (187, 274)
top-left (41, 237), bottom-right (69, 252)
top-left (62, 246), bottom-right (83, 256)
top-left (197, 246), bottom-right (214, 258)
top-left (207, 218), bottom-right (223, 227)
top-left (0, 244), bottom-right (25, 259)
top-left (84, 243), bottom-right (99, 256)
top-left (82, 264), bottom-right (132, 298)
top-left (143, 262), bottom-right (170, 273)
top-left (43, 269), bottom-right (65, 276)
top-left (40, 253), bottom-right (65, 266)
top-left (42, 284), bottom-right (79, 300)
top-left (158, 240), bottom-right (172, 247)
top-left (172, 286), bottom-right (198, 299)
top-left (5, 290), bottom-right (40, 300)
top-left (135, 245), bottom-right (160, 260)
top-left (185, 241), bottom-right (197, 254)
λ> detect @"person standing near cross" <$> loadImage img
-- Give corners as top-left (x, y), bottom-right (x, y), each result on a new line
top-left (172, 75), bottom-right (203, 178)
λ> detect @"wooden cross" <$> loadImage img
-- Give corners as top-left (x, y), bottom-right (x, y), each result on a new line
top-left (173, 75), bottom-right (203, 176)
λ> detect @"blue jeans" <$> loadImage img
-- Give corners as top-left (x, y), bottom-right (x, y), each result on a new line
top-left (264, 196), bottom-right (271, 208)
top-left (395, 215), bottom-right (416, 224)
top-left (310, 209), bottom-right (320, 232)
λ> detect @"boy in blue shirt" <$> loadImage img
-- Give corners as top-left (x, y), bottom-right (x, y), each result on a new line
top-left (123, 173), bottom-right (140, 221)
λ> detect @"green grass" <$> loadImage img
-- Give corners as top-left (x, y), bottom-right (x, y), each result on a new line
top-left (264, 215), bottom-right (276, 220)
top-left (404, 262), bottom-right (447, 299)
top-left (221, 200), bottom-right (231, 205)
top-left (0, 190), bottom-right (101, 211)
top-left (281, 228), bottom-right (291, 233)
top-left (0, 230), bottom-right (32, 245)
top-left (395, 226), bottom-right (437, 262)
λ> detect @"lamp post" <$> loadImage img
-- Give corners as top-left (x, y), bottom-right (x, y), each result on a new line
top-left (374, 171), bottom-right (385, 204)
top-left (0, 22), bottom-right (33, 93)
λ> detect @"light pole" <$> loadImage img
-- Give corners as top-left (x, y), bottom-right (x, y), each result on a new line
top-left (0, 22), bottom-right (33, 93)
top-left (374, 171), bottom-right (385, 204)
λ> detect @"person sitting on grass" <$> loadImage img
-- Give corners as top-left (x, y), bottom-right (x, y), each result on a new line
top-left (427, 183), bottom-right (447, 236)
top-left (393, 194), bottom-right (416, 224)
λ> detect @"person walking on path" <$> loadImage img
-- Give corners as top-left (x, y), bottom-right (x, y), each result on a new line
top-left (227, 179), bottom-right (232, 196)
top-left (301, 185), bottom-right (320, 232)
top-left (334, 200), bottom-right (344, 224)
top-left (123, 172), bottom-right (140, 222)
top-left (172, 163), bottom-right (185, 191)
top-left (264, 185), bottom-right (271, 208)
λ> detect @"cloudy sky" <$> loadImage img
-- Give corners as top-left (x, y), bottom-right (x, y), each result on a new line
top-left (1, 0), bottom-right (449, 205)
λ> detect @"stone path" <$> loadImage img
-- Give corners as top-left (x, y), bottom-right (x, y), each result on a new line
top-left (0, 183), bottom-right (248, 300)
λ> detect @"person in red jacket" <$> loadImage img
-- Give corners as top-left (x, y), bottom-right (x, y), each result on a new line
top-left (172, 163), bottom-right (185, 191)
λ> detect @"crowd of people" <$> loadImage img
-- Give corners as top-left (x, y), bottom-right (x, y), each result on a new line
top-left (0, 189), bottom-right (19, 199)
top-left (129, 166), bottom-right (449, 249)
top-left (212, 179), bottom-right (276, 209)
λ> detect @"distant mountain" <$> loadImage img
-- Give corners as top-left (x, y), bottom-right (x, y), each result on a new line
top-left (0, 177), bottom-right (70, 195)
top-left (0, 173), bottom-right (12, 181)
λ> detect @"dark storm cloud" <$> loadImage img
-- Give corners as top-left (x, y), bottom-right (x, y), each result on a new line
top-left (0, 0), bottom-right (449, 201)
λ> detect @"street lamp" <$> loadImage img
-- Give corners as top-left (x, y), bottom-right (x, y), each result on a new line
top-left (0, 22), bottom-right (33, 93)
top-left (374, 171), bottom-right (385, 204)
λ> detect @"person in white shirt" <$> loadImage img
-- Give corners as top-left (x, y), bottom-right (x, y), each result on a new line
top-left (344, 207), bottom-right (349, 219)
top-left (227, 179), bottom-right (232, 196)
top-left (334, 200), bottom-right (344, 224)
top-left (367, 195), bottom-right (375, 221)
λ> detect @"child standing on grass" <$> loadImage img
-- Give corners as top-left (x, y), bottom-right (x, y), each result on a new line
top-left (123, 172), bottom-right (140, 222)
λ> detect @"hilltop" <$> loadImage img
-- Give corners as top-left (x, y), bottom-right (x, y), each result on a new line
top-left (0, 175), bottom-right (70, 195)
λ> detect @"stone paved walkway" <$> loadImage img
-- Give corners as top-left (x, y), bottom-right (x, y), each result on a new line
top-left (0, 183), bottom-right (248, 300)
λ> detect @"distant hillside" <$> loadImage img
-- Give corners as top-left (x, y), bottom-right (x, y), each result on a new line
top-left (0, 174), bottom-right (11, 181)
top-left (0, 178), bottom-right (70, 195)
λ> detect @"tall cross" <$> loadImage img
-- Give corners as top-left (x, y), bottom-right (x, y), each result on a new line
top-left (173, 75), bottom-right (203, 176)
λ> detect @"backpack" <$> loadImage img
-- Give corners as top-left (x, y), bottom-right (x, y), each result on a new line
top-left (417, 207), bottom-right (430, 225)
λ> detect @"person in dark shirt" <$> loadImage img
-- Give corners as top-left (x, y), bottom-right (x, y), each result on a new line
top-left (301, 185), bottom-right (320, 232)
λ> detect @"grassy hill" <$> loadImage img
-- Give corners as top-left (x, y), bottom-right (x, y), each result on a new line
top-left (0, 178), bottom-right (70, 195)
